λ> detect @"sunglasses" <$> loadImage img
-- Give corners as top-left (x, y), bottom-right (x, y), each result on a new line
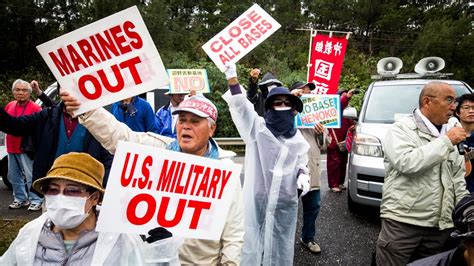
top-left (272, 99), bottom-right (293, 107)
top-left (41, 184), bottom-right (92, 197)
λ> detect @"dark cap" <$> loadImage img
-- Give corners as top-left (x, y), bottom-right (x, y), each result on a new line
top-left (451, 193), bottom-right (474, 238)
top-left (258, 72), bottom-right (283, 89)
top-left (264, 87), bottom-right (303, 112)
top-left (290, 81), bottom-right (315, 92)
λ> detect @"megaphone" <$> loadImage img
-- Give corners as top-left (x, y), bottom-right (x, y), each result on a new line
top-left (377, 57), bottom-right (403, 76)
top-left (415, 57), bottom-right (445, 74)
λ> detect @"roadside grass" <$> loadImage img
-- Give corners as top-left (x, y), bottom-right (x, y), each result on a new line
top-left (0, 219), bottom-right (28, 255)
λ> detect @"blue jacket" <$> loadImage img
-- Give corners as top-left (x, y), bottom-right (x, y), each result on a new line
top-left (155, 102), bottom-right (176, 138)
top-left (0, 103), bottom-right (113, 186)
top-left (111, 96), bottom-right (158, 133)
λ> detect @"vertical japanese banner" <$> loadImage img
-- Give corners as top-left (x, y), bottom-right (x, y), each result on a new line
top-left (307, 31), bottom-right (349, 95)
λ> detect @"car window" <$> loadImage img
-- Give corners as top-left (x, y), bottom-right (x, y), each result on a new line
top-left (364, 83), bottom-right (471, 124)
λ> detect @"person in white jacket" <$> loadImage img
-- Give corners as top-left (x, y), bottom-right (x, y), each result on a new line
top-left (59, 92), bottom-right (244, 265)
top-left (0, 152), bottom-right (181, 265)
top-left (222, 63), bottom-right (310, 265)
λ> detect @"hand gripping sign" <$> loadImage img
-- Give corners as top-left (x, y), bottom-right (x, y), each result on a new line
top-left (295, 94), bottom-right (341, 128)
top-left (167, 69), bottom-right (211, 94)
top-left (36, 6), bottom-right (169, 116)
top-left (96, 141), bottom-right (242, 240)
top-left (202, 4), bottom-right (281, 71)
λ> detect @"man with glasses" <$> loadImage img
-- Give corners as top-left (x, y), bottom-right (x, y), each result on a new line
top-left (455, 93), bottom-right (474, 192)
top-left (4, 79), bottom-right (42, 211)
top-left (376, 81), bottom-right (469, 265)
top-left (222, 64), bottom-right (310, 265)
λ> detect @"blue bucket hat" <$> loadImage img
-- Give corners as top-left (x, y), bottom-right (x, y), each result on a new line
top-left (264, 87), bottom-right (303, 113)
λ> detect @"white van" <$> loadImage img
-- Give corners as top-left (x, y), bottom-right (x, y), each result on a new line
top-left (347, 57), bottom-right (473, 210)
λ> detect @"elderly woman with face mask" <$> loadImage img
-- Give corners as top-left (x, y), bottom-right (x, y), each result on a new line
top-left (0, 152), bottom-right (181, 265)
top-left (222, 63), bottom-right (310, 266)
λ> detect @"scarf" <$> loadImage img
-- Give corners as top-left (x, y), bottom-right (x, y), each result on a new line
top-left (264, 109), bottom-right (297, 138)
top-left (167, 139), bottom-right (219, 159)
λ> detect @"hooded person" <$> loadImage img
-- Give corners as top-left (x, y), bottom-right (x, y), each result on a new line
top-left (0, 152), bottom-right (181, 265)
top-left (247, 70), bottom-right (283, 116)
top-left (222, 63), bottom-right (310, 265)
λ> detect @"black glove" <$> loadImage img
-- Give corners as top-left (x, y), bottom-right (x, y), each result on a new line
top-left (145, 227), bottom-right (173, 243)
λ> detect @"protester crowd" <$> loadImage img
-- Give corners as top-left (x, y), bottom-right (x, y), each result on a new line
top-left (1, 68), bottom-right (474, 266)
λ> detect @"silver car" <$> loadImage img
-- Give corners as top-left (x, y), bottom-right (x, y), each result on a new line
top-left (347, 79), bottom-right (473, 209)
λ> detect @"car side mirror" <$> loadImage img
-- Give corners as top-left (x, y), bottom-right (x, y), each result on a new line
top-left (343, 107), bottom-right (358, 120)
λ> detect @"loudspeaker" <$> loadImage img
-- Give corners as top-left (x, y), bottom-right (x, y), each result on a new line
top-left (414, 57), bottom-right (445, 74)
top-left (376, 57), bottom-right (403, 75)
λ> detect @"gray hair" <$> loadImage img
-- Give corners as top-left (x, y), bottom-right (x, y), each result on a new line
top-left (11, 79), bottom-right (32, 94)
top-left (207, 117), bottom-right (216, 128)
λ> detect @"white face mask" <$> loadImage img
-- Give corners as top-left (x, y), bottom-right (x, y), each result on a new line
top-left (46, 194), bottom-right (91, 229)
top-left (274, 106), bottom-right (292, 111)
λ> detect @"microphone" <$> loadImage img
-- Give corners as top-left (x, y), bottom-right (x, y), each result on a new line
top-left (448, 117), bottom-right (466, 155)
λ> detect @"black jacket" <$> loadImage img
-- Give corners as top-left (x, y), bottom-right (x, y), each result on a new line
top-left (0, 102), bottom-right (113, 186)
top-left (408, 247), bottom-right (466, 266)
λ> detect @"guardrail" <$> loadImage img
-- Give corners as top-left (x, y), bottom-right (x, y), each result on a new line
top-left (214, 137), bottom-right (245, 146)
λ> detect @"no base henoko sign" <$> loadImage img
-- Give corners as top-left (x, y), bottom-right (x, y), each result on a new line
top-left (37, 6), bottom-right (169, 115)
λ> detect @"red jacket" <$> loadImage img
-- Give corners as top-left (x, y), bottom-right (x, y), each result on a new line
top-left (4, 100), bottom-right (41, 153)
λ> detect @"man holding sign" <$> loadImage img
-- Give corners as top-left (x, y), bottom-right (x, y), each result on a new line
top-left (60, 92), bottom-right (244, 265)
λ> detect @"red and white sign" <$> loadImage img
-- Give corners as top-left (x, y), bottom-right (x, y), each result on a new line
top-left (202, 4), bottom-right (281, 71)
top-left (307, 33), bottom-right (348, 95)
top-left (36, 6), bottom-right (169, 116)
top-left (168, 69), bottom-right (210, 94)
top-left (96, 141), bottom-right (242, 240)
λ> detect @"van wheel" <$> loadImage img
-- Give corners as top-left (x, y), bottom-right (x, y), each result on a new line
top-left (0, 158), bottom-right (11, 190)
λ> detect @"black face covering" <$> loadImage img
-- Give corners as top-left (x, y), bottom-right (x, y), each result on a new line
top-left (120, 102), bottom-right (138, 116)
top-left (264, 109), bottom-right (297, 138)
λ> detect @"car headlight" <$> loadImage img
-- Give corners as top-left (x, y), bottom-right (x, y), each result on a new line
top-left (352, 132), bottom-right (383, 157)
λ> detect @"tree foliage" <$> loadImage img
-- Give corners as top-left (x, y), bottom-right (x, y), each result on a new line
top-left (0, 0), bottom-right (472, 136)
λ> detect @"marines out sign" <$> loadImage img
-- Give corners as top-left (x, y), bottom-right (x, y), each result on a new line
top-left (37, 6), bottom-right (169, 115)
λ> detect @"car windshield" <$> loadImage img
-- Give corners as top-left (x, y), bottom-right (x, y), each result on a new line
top-left (363, 83), bottom-right (471, 123)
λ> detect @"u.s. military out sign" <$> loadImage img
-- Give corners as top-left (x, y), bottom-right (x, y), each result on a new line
top-left (36, 6), bottom-right (169, 116)
top-left (295, 94), bottom-right (341, 128)
top-left (96, 141), bottom-right (242, 240)
top-left (202, 4), bottom-right (281, 71)
top-left (167, 69), bottom-right (210, 94)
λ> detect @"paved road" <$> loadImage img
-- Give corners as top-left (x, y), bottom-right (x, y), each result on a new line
top-left (0, 156), bottom-right (381, 265)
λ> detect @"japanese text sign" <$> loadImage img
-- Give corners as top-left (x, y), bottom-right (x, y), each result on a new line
top-left (167, 69), bottom-right (210, 94)
top-left (307, 34), bottom-right (348, 95)
top-left (96, 141), bottom-right (242, 240)
top-left (295, 94), bottom-right (341, 128)
top-left (202, 4), bottom-right (281, 71)
top-left (36, 6), bottom-right (169, 116)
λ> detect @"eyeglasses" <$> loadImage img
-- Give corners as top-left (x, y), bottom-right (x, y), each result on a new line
top-left (272, 99), bottom-right (293, 107)
top-left (13, 88), bottom-right (29, 93)
top-left (426, 95), bottom-right (458, 106)
top-left (461, 105), bottom-right (474, 111)
top-left (41, 184), bottom-right (91, 197)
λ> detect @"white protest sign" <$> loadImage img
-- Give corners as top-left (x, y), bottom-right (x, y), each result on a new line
top-left (36, 6), bottom-right (169, 116)
top-left (167, 69), bottom-right (211, 94)
top-left (96, 141), bottom-right (242, 240)
top-left (202, 4), bottom-right (281, 71)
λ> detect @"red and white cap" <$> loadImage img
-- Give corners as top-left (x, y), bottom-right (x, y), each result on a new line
top-left (172, 96), bottom-right (218, 122)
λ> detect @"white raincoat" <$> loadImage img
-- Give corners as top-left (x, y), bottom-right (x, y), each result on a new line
top-left (223, 89), bottom-right (309, 265)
